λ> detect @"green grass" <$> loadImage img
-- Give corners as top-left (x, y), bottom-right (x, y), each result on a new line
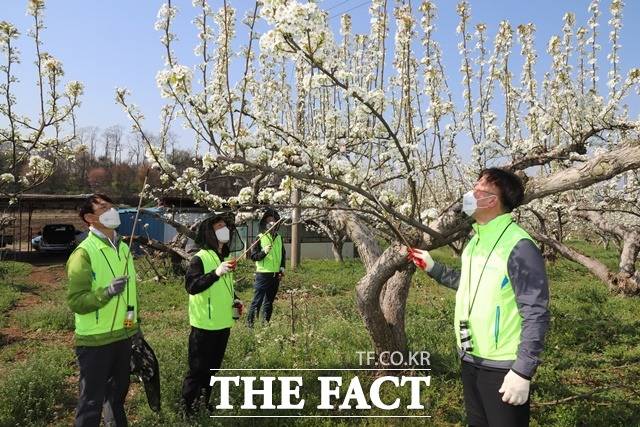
top-left (14, 302), bottom-right (75, 332)
top-left (0, 243), bottom-right (639, 426)
top-left (0, 286), bottom-right (20, 322)
top-left (0, 346), bottom-right (75, 426)
top-left (0, 261), bottom-right (33, 328)
top-left (0, 261), bottom-right (32, 279)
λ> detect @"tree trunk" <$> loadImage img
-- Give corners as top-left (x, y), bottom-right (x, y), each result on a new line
top-left (555, 210), bottom-right (564, 242)
top-left (528, 208), bottom-right (557, 261)
top-left (330, 209), bottom-right (414, 354)
top-left (315, 217), bottom-right (348, 263)
top-left (355, 245), bottom-right (410, 355)
top-left (331, 238), bottom-right (344, 263)
top-left (619, 232), bottom-right (640, 277)
top-left (379, 266), bottom-right (414, 354)
top-left (572, 210), bottom-right (640, 294)
top-left (329, 210), bottom-right (381, 269)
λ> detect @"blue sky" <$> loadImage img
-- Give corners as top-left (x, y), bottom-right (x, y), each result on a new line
top-left (2, 0), bottom-right (639, 150)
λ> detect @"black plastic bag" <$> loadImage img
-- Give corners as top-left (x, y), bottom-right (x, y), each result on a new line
top-left (130, 332), bottom-right (161, 412)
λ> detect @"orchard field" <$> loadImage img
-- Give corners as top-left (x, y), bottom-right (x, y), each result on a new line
top-left (0, 242), bottom-right (638, 427)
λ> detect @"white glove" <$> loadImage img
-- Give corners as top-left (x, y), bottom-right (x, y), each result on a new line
top-left (499, 370), bottom-right (530, 406)
top-left (215, 262), bottom-right (233, 276)
top-left (263, 244), bottom-right (272, 254)
top-left (408, 248), bottom-right (434, 272)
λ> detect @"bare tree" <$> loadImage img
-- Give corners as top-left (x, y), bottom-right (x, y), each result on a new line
top-left (304, 215), bottom-right (349, 262)
top-left (102, 125), bottom-right (124, 164)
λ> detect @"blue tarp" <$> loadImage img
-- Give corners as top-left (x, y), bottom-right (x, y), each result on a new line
top-left (117, 208), bottom-right (166, 242)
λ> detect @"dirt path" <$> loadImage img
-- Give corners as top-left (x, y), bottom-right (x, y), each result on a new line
top-left (0, 264), bottom-right (72, 362)
top-left (0, 263), bottom-right (78, 425)
top-left (29, 264), bottom-right (66, 286)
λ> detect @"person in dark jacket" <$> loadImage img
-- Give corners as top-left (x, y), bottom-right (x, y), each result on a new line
top-left (247, 208), bottom-right (286, 327)
top-left (181, 214), bottom-right (242, 416)
top-left (409, 168), bottom-right (550, 427)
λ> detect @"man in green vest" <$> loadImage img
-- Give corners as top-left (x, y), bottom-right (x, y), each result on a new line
top-left (248, 208), bottom-right (286, 327)
top-left (409, 168), bottom-right (550, 427)
top-left (66, 193), bottom-right (139, 427)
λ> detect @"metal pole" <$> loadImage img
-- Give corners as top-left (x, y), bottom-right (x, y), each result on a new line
top-left (18, 198), bottom-right (22, 252)
top-left (27, 208), bottom-right (32, 252)
top-left (292, 58), bottom-right (304, 271)
top-left (290, 188), bottom-right (301, 270)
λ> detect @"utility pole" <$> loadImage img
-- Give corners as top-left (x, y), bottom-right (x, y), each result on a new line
top-left (290, 187), bottom-right (301, 270)
top-left (291, 58), bottom-right (305, 271)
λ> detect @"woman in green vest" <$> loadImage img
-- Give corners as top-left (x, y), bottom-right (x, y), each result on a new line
top-left (181, 214), bottom-right (242, 415)
top-left (248, 208), bottom-right (286, 327)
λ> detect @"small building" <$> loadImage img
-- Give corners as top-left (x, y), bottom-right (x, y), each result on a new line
top-left (0, 193), bottom-right (354, 260)
top-left (117, 207), bottom-right (355, 260)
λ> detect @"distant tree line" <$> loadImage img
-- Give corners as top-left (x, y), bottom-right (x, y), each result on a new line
top-left (30, 126), bottom-right (195, 198)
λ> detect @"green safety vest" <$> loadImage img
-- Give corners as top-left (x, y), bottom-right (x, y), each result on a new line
top-left (256, 233), bottom-right (283, 273)
top-left (189, 249), bottom-right (235, 330)
top-left (74, 232), bottom-right (138, 338)
top-left (454, 213), bottom-right (535, 361)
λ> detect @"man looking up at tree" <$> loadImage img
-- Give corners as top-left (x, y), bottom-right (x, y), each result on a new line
top-left (66, 194), bottom-right (139, 427)
top-left (409, 168), bottom-right (550, 427)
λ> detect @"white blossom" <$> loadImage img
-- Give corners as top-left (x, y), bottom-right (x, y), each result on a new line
top-left (26, 155), bottom-right (53, 178)
top-left (41, 53), bottom-right (63, 77)
top-left (27, 0), bottom-right (44, 17)
top-left (202, 151), bottom-right (218, 170)
top-left (0, 173), bottom-right (15, 184)
top-left (156, 64), bottom-right (193, 98)
top-left (64, 80), bottom-right (84, 98)
top-left (320, 189), bottom-right (341, 204)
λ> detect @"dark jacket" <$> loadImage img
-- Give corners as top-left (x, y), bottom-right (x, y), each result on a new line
top-left (185, 215), bottom-right (230, 295)
top-left (428, 238), bottom-right (550, 378)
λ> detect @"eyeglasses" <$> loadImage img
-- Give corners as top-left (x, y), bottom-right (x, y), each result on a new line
top-left (475, 189), bottom-right (498, 197)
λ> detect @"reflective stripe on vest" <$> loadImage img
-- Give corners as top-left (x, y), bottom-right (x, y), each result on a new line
top-left (454, 213), bottom-right (535, 361)
top-left (256, 233), bottom-right (283, 273)
top-left (189, 249), bottom-right (235, 330)
top-left (74, 232), bottom-right (138, 336)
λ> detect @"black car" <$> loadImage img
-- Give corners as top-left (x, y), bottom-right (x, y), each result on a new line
top-left (32, 224), bottom-right (82, 253)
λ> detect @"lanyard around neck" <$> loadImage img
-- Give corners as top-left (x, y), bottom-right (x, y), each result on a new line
top-left (466, 221), bottom-right (513, 319)
top-left (99, 244), bottom-right (130, 305)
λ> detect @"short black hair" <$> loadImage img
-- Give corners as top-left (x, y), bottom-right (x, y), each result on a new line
top-left (479, 168), bottom-right (525, 213)
top-left (79, 193), bottom-right (115, 225)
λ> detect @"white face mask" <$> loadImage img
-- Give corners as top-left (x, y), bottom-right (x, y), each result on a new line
top-left (215, 226), bottom-right (230, 243)
top-left (462, 191), bottom-right (496, 217)
top-left (99, 208), bottom-right (121, 229)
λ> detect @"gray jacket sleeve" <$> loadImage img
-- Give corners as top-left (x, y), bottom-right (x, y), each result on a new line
top-left (427, 261), bottom-right (461, 291)
top-left (508, 239), bottom-right (551, 379)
